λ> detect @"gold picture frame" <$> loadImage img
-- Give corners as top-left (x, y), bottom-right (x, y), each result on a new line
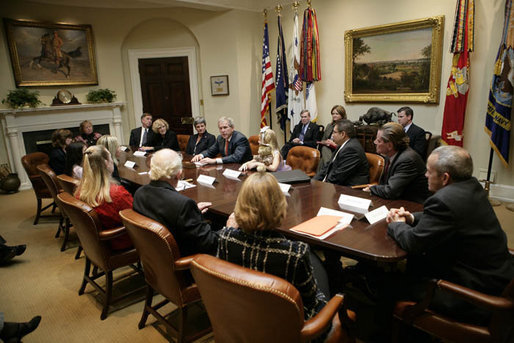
top-left (4, 18), bottom-right (98, 87)
top-left (344, 16), bottom-right (444, 103)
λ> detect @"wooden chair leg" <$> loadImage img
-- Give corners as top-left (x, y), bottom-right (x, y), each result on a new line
top-left (75, 246), bottom-right (82, 260)
top-left (100, 271), bottom-right (113, 320)
top-left (60, 219), bottom-right (70, 251)
top-left (34, 198), bottom-right (42, 225)
top-left (79, 258), bottom-right (91, 295)
top-left (138, 286), bottom-right (154, 329)
top-left (176, 306), bottom-right (185, 343)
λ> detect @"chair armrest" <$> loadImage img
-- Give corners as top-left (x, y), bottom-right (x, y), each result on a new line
top-left (98, 226), bottom-right (127, 240)
top-left (174, 254), bottom-right (198, 270)
top-left (301, 293), bottom-right (344, 341)
top-left (437, 280), bottom-right (514, 312)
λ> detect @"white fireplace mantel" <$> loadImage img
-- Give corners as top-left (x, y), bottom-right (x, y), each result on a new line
top-left (0, 102), bottom-right (125, 190)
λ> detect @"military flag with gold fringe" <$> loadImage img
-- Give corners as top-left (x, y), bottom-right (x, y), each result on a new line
top-left (485, 0), bottom-right (513, 166)
top-left (441, 0), bottom-right (474, 147)
top-left (300, 3), bottom-right (321, 122)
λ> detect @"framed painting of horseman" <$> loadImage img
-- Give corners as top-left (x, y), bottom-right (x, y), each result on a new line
top-left (3, 18), bottom-right (98, 87)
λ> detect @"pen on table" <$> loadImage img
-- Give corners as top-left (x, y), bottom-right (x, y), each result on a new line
top-left (183, 178), bottom-right (193, 183)
top-left (351, 182), bottom-right (378, 189)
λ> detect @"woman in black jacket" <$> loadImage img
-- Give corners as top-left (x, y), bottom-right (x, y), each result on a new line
top-left (140, 118), bottom-right (179, 152)
top-left (186, 116), bottom-right (216, 155)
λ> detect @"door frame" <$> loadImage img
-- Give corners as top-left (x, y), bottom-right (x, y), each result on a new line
top-left (128, 47), bottom-right (200, 126)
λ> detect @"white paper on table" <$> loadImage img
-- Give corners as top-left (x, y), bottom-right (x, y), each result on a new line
top-left (138, 171), bottom-right (149, 175)
top-left (278, 182), bottom-right (291, 193)
top-left (194, 161), bottom-right (207, 167)
top-left (197, 174), bottom-right (216, 186)
top-left (223, 169), bottom-right (242, 179)
top-left (119, 146), bottom-right (128, 152)
top-left (124, 160), bottom-right (136, 169)
top-left (364, 205), bottom-right (389, 224)
top-left (316, 207), bottom-right (354, 226)
top-left (337, 194), bottom-right (371, 214)
top-left (133, 151), bottom-right (146, 157)
top-left (176, 180), bottom-right (196, 192)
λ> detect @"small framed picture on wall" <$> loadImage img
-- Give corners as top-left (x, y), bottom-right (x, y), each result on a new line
top-left (210, 75), bottom-right (229, 96)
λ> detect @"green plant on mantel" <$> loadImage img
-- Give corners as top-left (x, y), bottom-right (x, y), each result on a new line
top-left (86, 88), bottom-right (117, 103)
top-left (2, 88), bottom-right (42, 109)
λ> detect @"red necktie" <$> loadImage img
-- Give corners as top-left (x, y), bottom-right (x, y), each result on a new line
top-left (224, 139), bottom-right (229, 156)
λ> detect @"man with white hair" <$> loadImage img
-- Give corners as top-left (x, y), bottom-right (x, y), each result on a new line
top-left (191, 116), bottom-right (252, 164)
top-left (133, 149), bottom-right (226, 256)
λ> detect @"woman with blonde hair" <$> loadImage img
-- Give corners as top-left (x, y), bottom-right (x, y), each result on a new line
top-left (217, 167), bottom-right (329, 328)
top-left (75, 145), bottom-right (132, 250)
top-left (97, 135), bottom-right (121, 182)
top-left (239, 128), bottom-right (290, 172)
top-left (140, 118), bottom-right (179, 152)
top-left (74, 120), bottom-right (102, 147)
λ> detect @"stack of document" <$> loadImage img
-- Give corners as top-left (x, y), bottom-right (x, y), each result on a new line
top-left (290, 207), bottom-right (354, 239)
top-left (176, 180), bottom-right (196, 191)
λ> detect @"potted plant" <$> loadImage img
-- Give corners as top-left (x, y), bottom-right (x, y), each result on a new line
top-left (86, 88), bottom-right (117, 103)
top-left (2, 88), bottom-right (42, 109)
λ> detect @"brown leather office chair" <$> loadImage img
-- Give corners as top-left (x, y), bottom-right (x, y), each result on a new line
top-left (191, 254), bottom-right (350, 343)
top-left (286, 146), bottom-right (320, 177)
top-left (56, 174), bottom-right (79, 195)
top-left (176, 134), bottom-right (190, 153)
top-left (57, 192), bottom-right (143, 320)
top-left (120, 209), bottom-right (211, 342)
top-left (426, 133), bottom-right (440, 159)
top-left (37, 164), bottom-right (72, 251)
top-left (393, 250), bottom-right (514, 343)
top-left (21, 152), bottom-right (55, 224)
top-left (365, 152), bottom-right (385, 185)
top-left (248, 135), bottom-right (260, 156)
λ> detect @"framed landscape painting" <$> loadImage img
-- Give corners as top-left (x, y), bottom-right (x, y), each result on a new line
top-left (344, 16), bottom-right (444, 103)
top-left (3, 18), bottom-right (98, 87)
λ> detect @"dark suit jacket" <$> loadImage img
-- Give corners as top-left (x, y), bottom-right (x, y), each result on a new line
top-left (406, 123), bottom-right (427, 160)
top-left (200, 130), bottom-right (252, 164)
top-left (370, 147), bottom-right (429, 203)
top-left (289, 121), bottom-right (319, 148)
top-left (151, 130), bottom-right (179, 151)
top-left (388, 177), bottom-right (514, 322)
top-left (133, 180), bottom-right (219, 256)
top-left (49, 147), bottom-right (66, 175)
top-left (314, 138), bottom-right (369, 186)
top-left (186, 132), bottom-right (216, 155)
top-left (129, 127), bottom-right (154, 148)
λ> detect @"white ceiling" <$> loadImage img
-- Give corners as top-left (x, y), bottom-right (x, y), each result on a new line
top-left (27, 0), bottom-right (289, 12)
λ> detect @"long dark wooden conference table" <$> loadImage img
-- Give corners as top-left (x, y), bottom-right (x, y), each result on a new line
top-left (118, 151), bottom-right (423, 263)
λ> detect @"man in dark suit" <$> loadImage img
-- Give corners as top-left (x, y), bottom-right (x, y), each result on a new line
top-left (397, 106), bottom-right (427, 160)
top-left (314, 119), bottom-right (369, 186)
top-left (133, 149), bottom-right (234, 256)
top-left (364, 122), bottom-right (429, 203)
top-left (387, 146), bottom-right (514, 324)
top-left (191, 116), bottom-right (252, 164)
top-left (129, 113), bottom-right (154, 148)
top-left (280, 110), bottom-right (319, 159)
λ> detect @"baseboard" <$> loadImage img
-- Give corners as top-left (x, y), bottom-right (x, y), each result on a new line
top-left (480, 182), bottom-right (514, 203)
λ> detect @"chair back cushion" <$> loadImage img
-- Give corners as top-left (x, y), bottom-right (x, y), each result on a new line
top-left (57, 192), bottom-right (110, 269)
top-left (177, 134), bottom-right (190, 152)
top-left (191, 254), bottom-right (304, 343)
top-left (37, 164), bottom-right (62, 199)
top-left (57, 174), bottom-right (79, 195)
top-left (22, 153), bottom-right (51, 198)
top-left (120, 209), bottom-right (192, 304)
top-left (366, 152), bottom-right (385, 184)
top-left (286, 146), bottom-right (320, 177)
top-left (248, 135), bottom-right (260, 156)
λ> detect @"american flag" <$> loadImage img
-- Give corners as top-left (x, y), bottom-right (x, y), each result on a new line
top-left (261, 21), bottom-right (274, 128)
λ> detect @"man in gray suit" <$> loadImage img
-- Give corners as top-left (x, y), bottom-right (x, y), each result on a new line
top-left (387, 146), bottom-right (514, 324)
top-left (191, 116), bottom-right (252, 164)
top-left (364, 122), bottom-right (429, 203)
top-left (314, 119), bottom-right (369, 186)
